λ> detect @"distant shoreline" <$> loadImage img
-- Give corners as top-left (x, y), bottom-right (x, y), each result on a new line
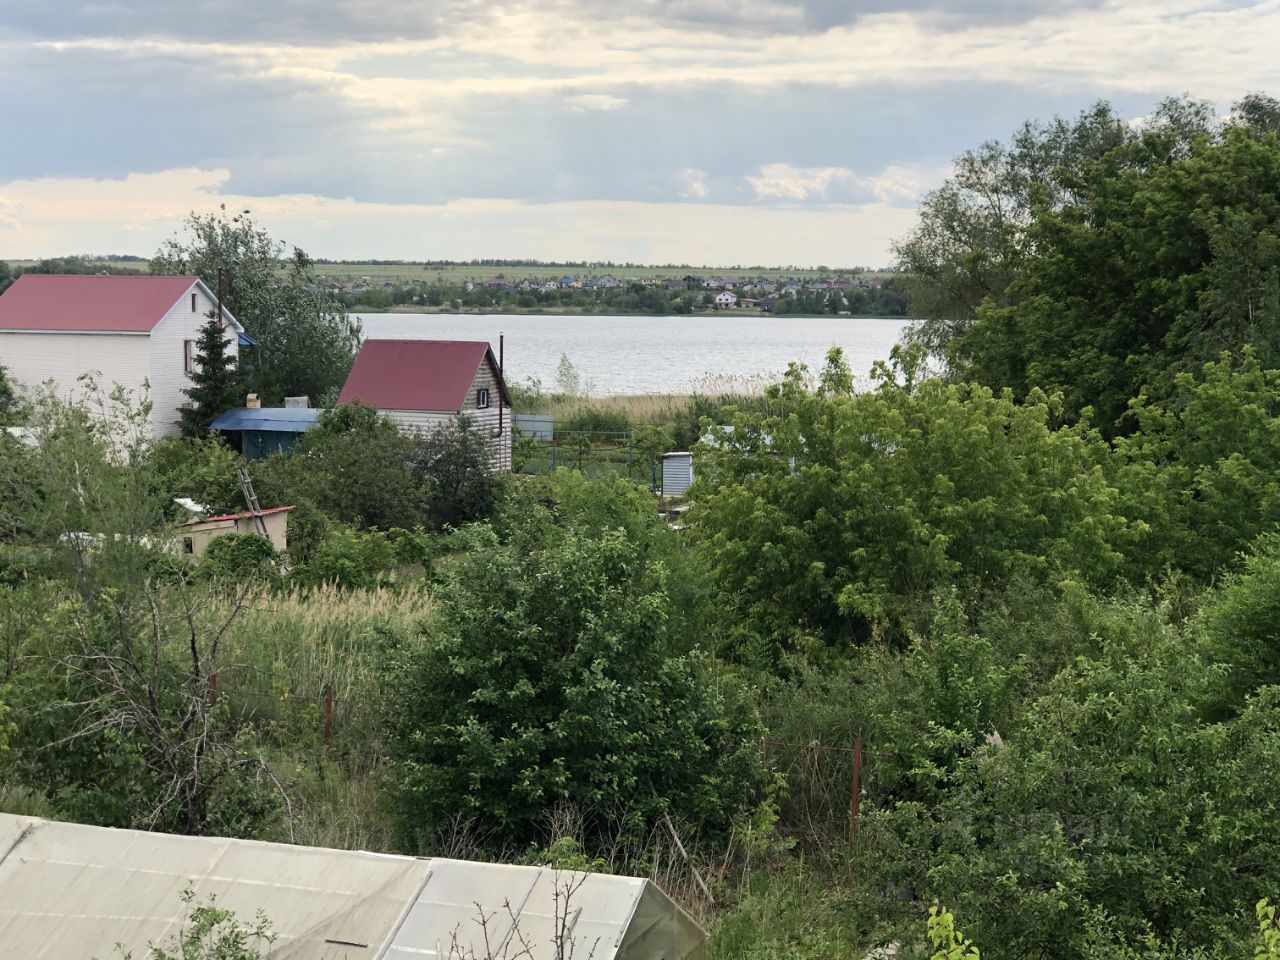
top-left (349, 307), bottom-right (909, 320)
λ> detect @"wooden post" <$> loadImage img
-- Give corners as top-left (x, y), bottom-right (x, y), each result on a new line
top-left (323, 685), bottom-right (333, 746)
top-left (208, 670), bottom-right (218, 708)
top-left (849, 733), bottom-right (862, 839)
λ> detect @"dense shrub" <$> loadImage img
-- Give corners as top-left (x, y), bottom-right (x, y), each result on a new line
top-left (693, 348), bottom-right (1133, 659)
top-left (201, 534), bottom-right (277, 581)
top-left (380, 519), bottom-right (769, 855)
top-left (410, 415), bottom-right (504, 530)
top-left (871, 627), bottom-right (1280, 960)
top-left (291, 526), bottom-right (399, 589)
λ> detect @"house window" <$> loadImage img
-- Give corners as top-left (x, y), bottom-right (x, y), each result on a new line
top-left (191, 292), bottom-right (198, 313)
top-left (182, 537), bottom-right (194, 555)
top-left (184, 339), bottom-right (195, 376)
top-left (476, 388), bottom-right (491, 409)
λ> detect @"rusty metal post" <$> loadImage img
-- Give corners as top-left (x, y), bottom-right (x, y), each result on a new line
top-left (323, 685), bottom-right (333, 746)
top-left (849, 733), bottom-right (862, 839)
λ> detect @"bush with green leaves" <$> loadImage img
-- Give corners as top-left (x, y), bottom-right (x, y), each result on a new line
top-left (290, 525), bottom-right (399, 589)
top-left (872, 624), bottom-right (1280, 960)
top-left (410, 414), bottom-right (504, 530)
top-left (693, 347), bottom-right (1133, 659)
top-left (200, 534), bottom-right (278, 582)
top-left (255, 402), bottom-right (427, 532)
top-left (380, 515), bottom-right (769, 856)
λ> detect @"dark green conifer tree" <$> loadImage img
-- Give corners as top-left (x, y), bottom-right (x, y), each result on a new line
top-left (180, 317), bottom-right (241, 438)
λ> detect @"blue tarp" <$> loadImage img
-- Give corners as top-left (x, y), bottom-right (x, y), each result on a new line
top-left (237, 331), bottom-right (260, 347)
top-left (210, 408), bottom-right (322, 433)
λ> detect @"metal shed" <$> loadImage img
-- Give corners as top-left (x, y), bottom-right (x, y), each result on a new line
top-left (0, 813), bottom-right (705, 960)
top-left (210, 407), bottom-right (322, 459)
top-left (661, 452), bottom-right (694, 496)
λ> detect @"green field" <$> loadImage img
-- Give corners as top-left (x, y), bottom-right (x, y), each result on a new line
top-left (313, 261), bottom-right (892, 285)
top-left (4, 257), bottom-right (895, 287)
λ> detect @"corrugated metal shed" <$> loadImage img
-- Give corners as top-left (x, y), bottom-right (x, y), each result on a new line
top-left (210, 408), bottom-right (322, 459)
top-left (661, 452), bottom-right (694, 496)
top-left (0, 814), bottom-right (705, 960)
top-left (513, 413), bottom-right (554, 440)
top-left (210, 408), bottom-right (323, 433)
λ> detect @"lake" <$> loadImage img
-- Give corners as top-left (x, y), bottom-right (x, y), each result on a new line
top-left (355, 313), bottom-right (911, 395)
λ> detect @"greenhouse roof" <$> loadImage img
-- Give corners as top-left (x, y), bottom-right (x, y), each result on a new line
top-left (0, 814), bottom-right (705, 960)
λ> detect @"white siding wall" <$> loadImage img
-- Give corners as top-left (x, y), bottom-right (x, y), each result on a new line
top-left (149, 283), bottom-right (239, 438)
top-left (0, 330), bottom-right (151, 414)
top-left (465, 359), bottom-right (513, 471)
top-left (383, 410), bottom-right (458, 436)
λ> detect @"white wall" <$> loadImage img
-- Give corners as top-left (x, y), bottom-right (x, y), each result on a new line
top-left (465, 358), bottom-right (512, 471)
top-left (149, 282), bottom-right (239, 438)
top-left (0, 330), bottom-right (151, 415)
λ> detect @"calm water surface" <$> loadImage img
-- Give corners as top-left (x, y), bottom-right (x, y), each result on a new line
top-left (355, 313), bottom-right (910, 395)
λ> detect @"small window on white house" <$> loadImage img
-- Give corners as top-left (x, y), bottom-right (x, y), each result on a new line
top-left (191, 292), bottom-right (198, 313)
top-left (476, 388), bottom-right (491, 409)
top-left (182, 537), bottom-right (194, 555)
top-left (184, 340), bottom-right (195, 376)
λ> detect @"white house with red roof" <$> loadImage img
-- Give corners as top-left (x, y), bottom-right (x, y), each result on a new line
top-left (337, 339), bottom-right (512, 470)
top-left (0, 274), bottom-right (243, 438)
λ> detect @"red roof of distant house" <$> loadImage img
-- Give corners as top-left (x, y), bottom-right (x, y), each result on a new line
top-left (181, 506), bottom-right (294, 527)
top-left (0, 274), bottom-right (221, 333)
top-left (338, 339), bottom-right (510, 411)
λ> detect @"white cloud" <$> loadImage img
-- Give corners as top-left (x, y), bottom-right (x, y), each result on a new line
top-left (0, 167), bottom-right (917, 267)
top-left (747, 163), bottom-right (855, 200)
top-left (564, 93), bottom-right (629, 112)
top-left (680, 168), bottom-right (710, 199)
top-left (3, 0), bottom-right (1278, 262)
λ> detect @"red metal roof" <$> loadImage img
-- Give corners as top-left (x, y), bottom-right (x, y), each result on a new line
top-left (0, 274), bottom-right (203, 333)
top-left (181, 505), bottom-right (294, 527)
top-left (337, 339), bottom-right (509, 411)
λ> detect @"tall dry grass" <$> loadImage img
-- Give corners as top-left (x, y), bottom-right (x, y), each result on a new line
top-left (543, 371), bottom-right (802, 427)
top-left (217, 582), bottom-right (432, 704)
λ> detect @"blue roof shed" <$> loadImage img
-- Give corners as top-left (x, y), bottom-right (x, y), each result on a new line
top-left (210, 407), bottom-right (321, 459)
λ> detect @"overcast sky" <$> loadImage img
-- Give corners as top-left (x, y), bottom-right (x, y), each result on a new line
top-left (1, 0), bottom-right (1275, 266)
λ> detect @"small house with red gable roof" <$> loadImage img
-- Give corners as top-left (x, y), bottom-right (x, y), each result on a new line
top-left (338, 339), bottom-right (512, 470)
top-left (0, 274), bottom-right (243, 438)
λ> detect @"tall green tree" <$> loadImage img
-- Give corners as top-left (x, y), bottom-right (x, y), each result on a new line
top-left (152, 207), bottom-right (360, 405)
top-left (897, 94), bottom-right (1280, 381)
top-left (179, 317), bottom-right (241, 438)
top-left (895, 100), bottom-right (1130, 361)
top-left (957, 123), bottom-right (1280, 428)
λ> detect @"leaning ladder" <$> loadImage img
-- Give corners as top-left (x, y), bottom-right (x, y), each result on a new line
top-left (236, 466), bottom-right (290, 572)
top-left (236, 466), bottom-right (269, 537)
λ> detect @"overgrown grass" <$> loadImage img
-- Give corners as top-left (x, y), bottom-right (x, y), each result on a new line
top-left (217, 583), bottom-right (431, 704)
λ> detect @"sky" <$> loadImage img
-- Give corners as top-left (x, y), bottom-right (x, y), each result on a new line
top-left (1, 0), bottom-right (1276, 267)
